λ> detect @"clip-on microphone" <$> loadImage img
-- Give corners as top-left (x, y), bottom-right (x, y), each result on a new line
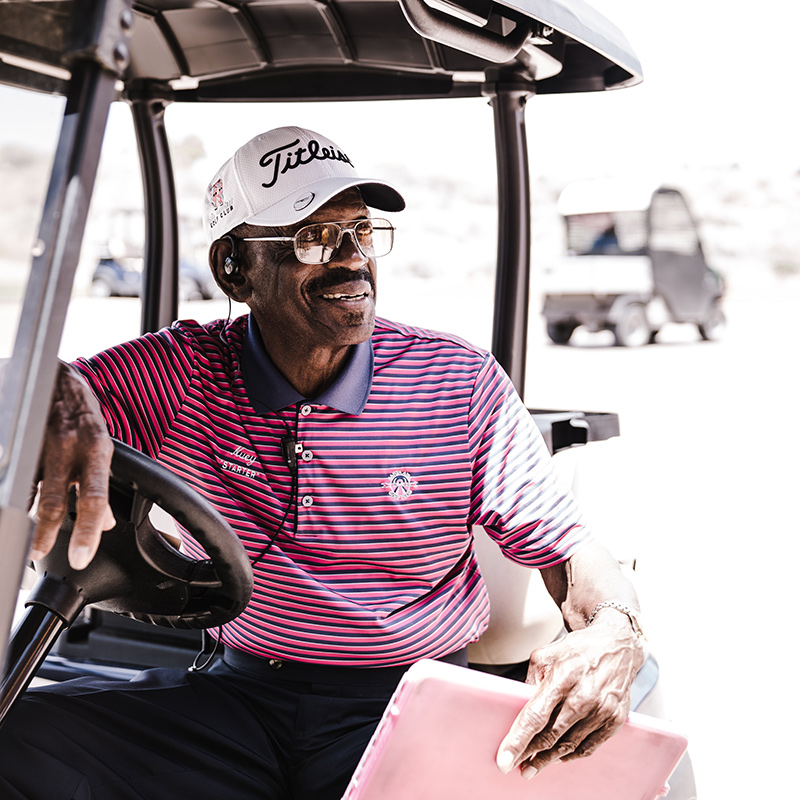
top-left (281, 436), bottom-right (302, 476)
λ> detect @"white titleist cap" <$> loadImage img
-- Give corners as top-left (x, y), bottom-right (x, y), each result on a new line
top-left (203, 126), bottom-right (405, 242)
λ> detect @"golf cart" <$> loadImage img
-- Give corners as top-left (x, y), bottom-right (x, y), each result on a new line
top-left (0, 0), bottom-right (694, 795)
top-left (542, 180), bottom-right (726, 346)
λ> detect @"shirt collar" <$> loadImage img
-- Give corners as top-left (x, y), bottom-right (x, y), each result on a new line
top-left (242, 315), bottom-right (373, 416)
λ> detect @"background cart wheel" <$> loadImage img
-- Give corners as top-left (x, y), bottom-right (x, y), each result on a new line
top-left (698, 301), bottom-right (726, 341)
top-left (546, 321), bottom-right (578, 345)
top-left (613, 303), bottom-right (651, 347)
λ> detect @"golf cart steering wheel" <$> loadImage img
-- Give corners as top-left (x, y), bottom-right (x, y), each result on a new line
top-left (30, 439), bottom-right (254, 630)
top-left (0, 441), bottom-right (253, 726)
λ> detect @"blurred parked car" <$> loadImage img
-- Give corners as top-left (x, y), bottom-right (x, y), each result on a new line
top-left (91, 257), bottom-right (219, 300)
top-left (90, 256), bottom-right (141, 297)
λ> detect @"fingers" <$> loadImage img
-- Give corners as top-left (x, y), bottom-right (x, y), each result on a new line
top-left (499, 695), bottom-right (626, 779)
top-left (517, 700), bottom-right (626, 777)
top-left (30, 447), bottom-right (75, 562)
top-left (69, 453), bottom-right (115, 570)
top-left (30, 364), bottom-right (115, 570)
top-left (557, 719), bottom-right (620, 763)
top-left (496, 644), bottom-right (577, 775)
top-left (497, 631), bottom-right (636, 780)
top-left (31, 432), bottom-right (114, 569)
top-left (71, 429), bottom-right (115, 567)
top-left (496, 692), bottom-right (559, 774)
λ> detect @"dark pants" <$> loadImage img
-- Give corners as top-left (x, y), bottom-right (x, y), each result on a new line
top-left (0, 648), bottom-right (465, 800)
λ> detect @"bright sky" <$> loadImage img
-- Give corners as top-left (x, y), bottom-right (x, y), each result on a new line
top-left (2, 0), bottom-right (798, 181)
top-left (580, 0), bottom-right (799, 174)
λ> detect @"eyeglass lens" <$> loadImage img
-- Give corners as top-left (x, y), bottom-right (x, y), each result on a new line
top-left (294, 219), bottom-right (393, 264)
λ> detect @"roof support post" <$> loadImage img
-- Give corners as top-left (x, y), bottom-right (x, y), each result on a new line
top-left (129, 90), bottom-right (179, 334)
top-left (484, 74), bottom-right (533, 400)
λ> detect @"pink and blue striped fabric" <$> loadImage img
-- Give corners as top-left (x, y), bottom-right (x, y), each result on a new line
top-left (73, 315), bottom-right (590, 666)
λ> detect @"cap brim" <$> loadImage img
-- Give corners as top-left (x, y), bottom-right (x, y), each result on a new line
top-left (244, 176), bottom-right (405, 228)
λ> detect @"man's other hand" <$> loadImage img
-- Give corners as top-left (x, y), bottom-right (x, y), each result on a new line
top-left (496, 611), bottom-right (644, 779)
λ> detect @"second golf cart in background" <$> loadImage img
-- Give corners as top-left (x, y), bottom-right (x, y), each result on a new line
top-left (542, 180), bottom-right (726, 346)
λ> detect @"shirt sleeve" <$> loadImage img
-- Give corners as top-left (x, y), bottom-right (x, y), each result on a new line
top-left (71, 325), bottom-right (196, 458)
top-left (467, 354), bottom-right (591, 567)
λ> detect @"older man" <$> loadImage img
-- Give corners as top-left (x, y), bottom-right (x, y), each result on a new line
top-left (1, 126), bottom-right (644, 800)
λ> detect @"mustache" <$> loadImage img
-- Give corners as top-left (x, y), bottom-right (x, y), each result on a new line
top-left (307, 267), bottom-right (375, 294)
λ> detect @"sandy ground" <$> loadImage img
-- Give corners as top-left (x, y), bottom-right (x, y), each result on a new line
top-left (2, 267), bottom-right (799, 799)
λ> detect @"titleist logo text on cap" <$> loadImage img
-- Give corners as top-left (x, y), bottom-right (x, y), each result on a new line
top-left (259, 138), bottom-right (354, 189)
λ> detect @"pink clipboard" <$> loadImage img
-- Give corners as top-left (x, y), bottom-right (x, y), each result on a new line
top-left (343, 659), bottom-right (688, 800)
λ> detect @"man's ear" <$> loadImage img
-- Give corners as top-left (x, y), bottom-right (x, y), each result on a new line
top-left (209, 236), bottom-right (251, 303)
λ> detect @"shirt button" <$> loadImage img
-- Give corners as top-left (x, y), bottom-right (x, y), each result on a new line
top-left (300, 404), bottom-right (312, 416)
top-left (301, 450), bottom-right (313, 462)
top-left (268, 659), bottom-right (283, 670)
top-left (301, 495), bottom-right (314, 507)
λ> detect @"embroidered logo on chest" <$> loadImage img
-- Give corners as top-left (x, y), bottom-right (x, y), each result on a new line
top-left (381, 470), bottom-right (418, 501)
top-left (220, 446), bottom-right (260, 478)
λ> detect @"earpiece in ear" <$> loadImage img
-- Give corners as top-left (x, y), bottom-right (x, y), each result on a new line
top-left (223, 235), bottom-right (239, 275)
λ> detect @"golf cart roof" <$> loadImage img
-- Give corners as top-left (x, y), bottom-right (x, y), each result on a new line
top-left (0, 0), bottom-right (642, 101)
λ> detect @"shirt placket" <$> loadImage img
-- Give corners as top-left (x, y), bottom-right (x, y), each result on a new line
top-left (295, 402), bottom-right (316, 521)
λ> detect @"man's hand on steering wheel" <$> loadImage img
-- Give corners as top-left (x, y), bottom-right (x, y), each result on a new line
top-left (30, 362), bottom-right (115, 570)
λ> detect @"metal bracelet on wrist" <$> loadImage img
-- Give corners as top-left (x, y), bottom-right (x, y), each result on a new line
top-left (587, 600), bottom-right (646, 639)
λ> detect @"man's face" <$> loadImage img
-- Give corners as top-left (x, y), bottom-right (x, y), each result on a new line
top-left (245, 189), bottom-right (378, 355)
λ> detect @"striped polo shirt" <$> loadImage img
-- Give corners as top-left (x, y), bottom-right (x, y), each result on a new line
top-left (73, 314), bottom-right (590, 667)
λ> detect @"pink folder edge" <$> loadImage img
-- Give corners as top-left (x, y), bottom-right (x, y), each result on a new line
top-left (343, 658), bottom-right (688, 800)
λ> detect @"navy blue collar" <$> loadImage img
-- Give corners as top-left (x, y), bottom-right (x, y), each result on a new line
top-left (242, 315), bottom-right (373, 416)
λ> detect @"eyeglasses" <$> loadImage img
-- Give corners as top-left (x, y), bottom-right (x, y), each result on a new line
top-left (239, 218), bottom-right (395, 265)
